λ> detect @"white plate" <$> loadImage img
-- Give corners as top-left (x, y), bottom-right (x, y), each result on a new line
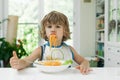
top-left (34, 60), bottom-right (72, 73)
top-left (35, 61), bottom-right (71, 72)
top-left (35, 64), bottom-right (70, 73)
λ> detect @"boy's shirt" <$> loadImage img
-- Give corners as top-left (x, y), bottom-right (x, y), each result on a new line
top-left (41, 42), bottom-right (74, 60)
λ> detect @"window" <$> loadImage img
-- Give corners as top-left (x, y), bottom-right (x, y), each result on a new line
top-left (43, 0), bottom-right (73, 45)
top-left (9, 0), bottom-right (39, 54)
top-left (0, 0), bottom-right (8, 38)
top-left (9, 0), bottom-right (74, 54)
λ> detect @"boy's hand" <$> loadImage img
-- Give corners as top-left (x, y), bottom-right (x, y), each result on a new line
top-left (75, 60), bottom-right (92, 75)
top-left (76, 65), bottom-right (92, 75)
top-left (10, 51), bottom-right (20, 69)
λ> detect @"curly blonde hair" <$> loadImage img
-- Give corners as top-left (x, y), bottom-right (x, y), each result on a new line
top-left (40, 11), bottom-right (71, 41)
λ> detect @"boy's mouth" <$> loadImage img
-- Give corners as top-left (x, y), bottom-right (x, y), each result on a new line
top-left (49, 34), bottom-right (57, 38)
top-left (51, 32), bottom-right (56, 35)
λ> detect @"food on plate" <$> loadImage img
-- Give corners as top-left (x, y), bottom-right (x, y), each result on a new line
top-left (39, 60), bottom-right (62, 66)
top-left (49, 34), bottom-right (57, 48)
top-left (38, 60), bottom-right (73, 66)
top-left (36, 60), bottom-right (73, 72)
top-left (62, 59), bottom-right (73, 65)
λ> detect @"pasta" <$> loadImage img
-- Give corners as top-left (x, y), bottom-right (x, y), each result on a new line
top-left (42, 60), bottom-right (62, 66)
top-left (49, 34), bottom-right (57, 48)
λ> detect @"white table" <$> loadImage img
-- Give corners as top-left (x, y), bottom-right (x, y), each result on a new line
top-left (0, 67), bottom-right (120, 80)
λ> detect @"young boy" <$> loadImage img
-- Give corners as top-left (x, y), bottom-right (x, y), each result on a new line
top-left (10, 11), bottom-right (91, 75)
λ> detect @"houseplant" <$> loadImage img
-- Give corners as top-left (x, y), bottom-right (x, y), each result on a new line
top-left (0, 38), bottom-right (28, 67)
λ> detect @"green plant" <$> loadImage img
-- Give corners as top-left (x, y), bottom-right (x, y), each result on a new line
top-left (17, 24), bottom-right (39, 55)
top-left (0, 38), bottom-right (28, 67)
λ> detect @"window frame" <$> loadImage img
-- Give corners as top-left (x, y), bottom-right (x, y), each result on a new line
top-left (0, 0), bottom-right (8, 38)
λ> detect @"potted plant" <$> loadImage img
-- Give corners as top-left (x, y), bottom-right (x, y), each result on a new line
top-left (0, 38), bottom-right (28, 67)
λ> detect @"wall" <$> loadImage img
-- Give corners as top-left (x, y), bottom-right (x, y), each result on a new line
top-left (74, 0), bottom-right (96, 57)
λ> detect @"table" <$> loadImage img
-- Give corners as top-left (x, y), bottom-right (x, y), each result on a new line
top-left (0, 67), bottom-right (120, 80)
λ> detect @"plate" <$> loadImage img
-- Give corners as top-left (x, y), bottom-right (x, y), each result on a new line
top-left (34, 60), bottom-right (72, 73)
top-left (35, 64), bottom-right (70, 73)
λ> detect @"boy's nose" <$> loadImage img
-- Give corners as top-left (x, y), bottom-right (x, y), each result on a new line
top-left (51, 27), bottom-right (56, 31)
top-left (51, 27), bottom-right (56, 34)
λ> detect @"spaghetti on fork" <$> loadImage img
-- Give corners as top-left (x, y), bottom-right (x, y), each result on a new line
top-left (49, 34), bottom-right (57, 48)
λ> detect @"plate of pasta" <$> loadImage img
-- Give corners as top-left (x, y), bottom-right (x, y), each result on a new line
top-left (35, 60), bottom-right (73, 73)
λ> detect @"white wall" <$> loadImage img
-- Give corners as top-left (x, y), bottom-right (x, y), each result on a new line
top-left (74, 0), bottom-right (96, 57)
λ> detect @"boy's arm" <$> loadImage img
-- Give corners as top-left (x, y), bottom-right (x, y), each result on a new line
top-left (69, 46), bottom-right (87, 64)
top-left (10, 46), bottom-right (42, 70)
top-left (69, 46), bottom-right (90, 74)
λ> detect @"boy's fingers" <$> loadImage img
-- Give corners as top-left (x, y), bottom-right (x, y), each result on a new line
top-left (75, 66), bottom-right (79, 69)
top-left (13, 51), bottom-right (18, 58)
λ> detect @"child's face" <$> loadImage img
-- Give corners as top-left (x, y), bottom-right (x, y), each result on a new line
top-left (45, 23), bottom-right (64, 43)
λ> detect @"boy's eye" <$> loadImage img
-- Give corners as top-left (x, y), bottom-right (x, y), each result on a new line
top-left (56, 25), bottom-right (61, 28)
top-left (47, 26), bottom-right (52, 28)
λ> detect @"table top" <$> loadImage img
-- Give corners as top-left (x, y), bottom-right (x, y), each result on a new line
top-left (0, 67), bottom-right (120, 80)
